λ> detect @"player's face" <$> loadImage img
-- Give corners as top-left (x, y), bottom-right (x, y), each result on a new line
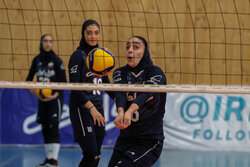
top-left (126, 37), bottom-right (145, 68)
top-left (84, 24), bottom-right (100, 46)
top-left (42, 35), bottom-right (53, 52)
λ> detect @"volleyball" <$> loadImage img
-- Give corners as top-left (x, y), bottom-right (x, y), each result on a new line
top-left (35, 89), bottom-right (53, 100)
top-left (87, 47), bottom-right (115, 76)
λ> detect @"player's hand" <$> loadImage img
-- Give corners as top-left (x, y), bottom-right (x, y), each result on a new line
top-left (114, 108), bottom-right (125, 129)
top-left (90, 107), bottom-right (106, 127)
top-left (123, 110), bottom-right (133, 129)
top-left (40, 92), bottom-right (59, 102)
top-left (29, 89), bottom-right (35, 95)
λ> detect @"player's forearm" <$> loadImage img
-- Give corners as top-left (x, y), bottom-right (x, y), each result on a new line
top-left (84, 101), bottom-right (95, 110)
top-left (133, 93), bottom-right (152, 108)
top-left (53, 91), bottom-right (59, 98)
top-left (117, 107), bottom-right (124, 114)
top-left (115, 93), bottom-right (127, 108)
top-left (126, 103), bottom-right (139, 114)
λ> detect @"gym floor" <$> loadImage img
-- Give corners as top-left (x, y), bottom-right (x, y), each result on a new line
top-left (0, 147), bottom-right (250, 167)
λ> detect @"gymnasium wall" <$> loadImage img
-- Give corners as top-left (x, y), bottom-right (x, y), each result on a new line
top-left (0, 0), bottom-right (250, 85)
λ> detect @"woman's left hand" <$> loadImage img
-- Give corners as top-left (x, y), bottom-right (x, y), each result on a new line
top-left (123, 110), bottom-right (133, 128)
top-left (123, 103), bottom-right (139, 129)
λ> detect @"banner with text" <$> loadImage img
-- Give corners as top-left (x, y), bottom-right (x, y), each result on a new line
top-left (0, 89), bottom-right (119, 146)
top-left (1, 89), bottom-right (250, 151)
top-left (164, 93), bottom-right (250, 151)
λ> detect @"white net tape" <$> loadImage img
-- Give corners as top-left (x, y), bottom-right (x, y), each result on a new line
top-left (0, 81), bottom-right (250, 94)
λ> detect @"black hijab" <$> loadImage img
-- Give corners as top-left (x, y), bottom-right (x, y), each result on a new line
top-left (126, 36), bottom-right (153, 74)
top-left (78, 19), bottom-right (100, 55)
top-left (39, 34), bottom-right (55, 64)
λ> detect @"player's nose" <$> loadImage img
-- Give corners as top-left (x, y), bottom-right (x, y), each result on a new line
top-left (128, 46), bottom-right (133, 54)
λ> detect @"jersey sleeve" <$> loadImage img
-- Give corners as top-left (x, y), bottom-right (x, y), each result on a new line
top-left (54, 56), bottom-right (67, 97)
top-left (26, 57), bottom-right (37, 81)
top-left (68, 52), bottom-right (90, 105)
top-left (113, 68), bottom-right (127, 109)
top-left (55, 57), bottom-right (67, 83)
top-left (102, 75), bottom-right (115, 100)
top-left (133, 66), bottom-right (167, 108)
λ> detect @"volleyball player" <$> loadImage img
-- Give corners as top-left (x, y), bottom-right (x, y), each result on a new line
top-left (108, 36), bottom-right (167, 167)
top-left (68, 19), bottom-right (115, 167)
top-left (26, 34), bottom-right (66, 167)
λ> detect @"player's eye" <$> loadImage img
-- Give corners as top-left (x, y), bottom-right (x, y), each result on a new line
top-left (95, 31), bottom-right (99, 35)
top-left (43, 39), bottom-right (53, 43)
top-left (134, 45), bottom-right (139, 49)
top-left (126, 45), bottom-right (130, 50)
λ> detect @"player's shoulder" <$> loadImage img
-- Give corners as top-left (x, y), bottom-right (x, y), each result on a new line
top-left (70, 49), bottom-right (86, 62)
top-left (31, 55), bottom-right (40, 64)
top-left (146, 65), bottom-right (166, 84)
top-left (113, 66), bottom-right (128, 78)
top-left (33, 54), bottom-right (39, 61)
top-left (52, 53), bottom-right (63, 63)
top-left (72, 48), bottom-right (87, 57)
top-left (114, 65), bottom-right (127, 73)
top-left (149, 65), bottom-right (165, 75)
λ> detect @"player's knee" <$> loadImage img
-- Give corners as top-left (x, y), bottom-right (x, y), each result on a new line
top-left (79, 152), bottom-right (100, 167)
top-left (114, 157), bottom-right (135, 167)
top-left (42, 124), bottom-right (60, 143)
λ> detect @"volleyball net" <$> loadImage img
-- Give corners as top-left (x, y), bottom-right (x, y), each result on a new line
top-left (1, 81), bottom-right (250, 94)
top-left (0, 0), bottom-right (250, 91)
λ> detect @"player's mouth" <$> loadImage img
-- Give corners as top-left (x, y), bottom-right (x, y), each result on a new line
top-left (127, 56), bottom-right (134, 61)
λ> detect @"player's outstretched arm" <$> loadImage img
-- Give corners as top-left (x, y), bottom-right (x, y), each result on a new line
top-left (123, 103), bottom-right (139, 128)
top-left (114, 107), bottom-right (125, 129)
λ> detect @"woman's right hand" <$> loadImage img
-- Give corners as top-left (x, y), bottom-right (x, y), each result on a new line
top-left (114, 107), bottom-right (125, 129)
top-left (90, 107), bottom-right (106, 127)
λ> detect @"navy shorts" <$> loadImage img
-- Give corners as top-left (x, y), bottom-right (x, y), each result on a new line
top-left (108, 137), bottom-right (163, 167)
top-left (37, 98), bottom-right (62, 125)
top-left (69, 99), bottom-right (106, 153)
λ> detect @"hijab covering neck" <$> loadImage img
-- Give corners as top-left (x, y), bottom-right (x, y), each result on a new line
top-left (39, 34), bottom-right (55, 64)
top-left (126, 36), bottom-right (153, 74)
top-left (78, 19), bottom-right (99, 55)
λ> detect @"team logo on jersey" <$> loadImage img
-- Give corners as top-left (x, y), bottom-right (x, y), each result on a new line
top-left (113, 70), bottom-right (122, 83)
top-left (37, 69), bottom-right (55, 78)
top-left (147, 75), bottom-right (162, 85)
top-left (87, 126), bottom-right (92, 133)
top-left (86, 71), bottom-right (94, 77)
top-left (70, 65), bottom-right (78, 73)
top-left (48, 62), bottom-right (54, 68)
top-left (60, 63), bottom-right (65, 70)
top-left (52, 113), bottom-right (57, 118)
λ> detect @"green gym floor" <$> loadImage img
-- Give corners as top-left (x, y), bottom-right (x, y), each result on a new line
top-left (0, 147), bottom-right (250, 167)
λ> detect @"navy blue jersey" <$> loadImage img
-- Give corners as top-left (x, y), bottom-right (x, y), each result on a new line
top-left (27, 54), bottom-right (66, 83)
top-left (26, 53), bottom-right (66, 99)
top-left (113, 65), bottom-right (167, 140)
top-left (68, 48), bottom-right (114, 106)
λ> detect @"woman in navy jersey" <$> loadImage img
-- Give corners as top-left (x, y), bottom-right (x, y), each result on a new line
top-left (108, 36), bottom-right (167, 167)
top-left (68, 19), bottom-right (115, 167)
top-left (26, 34), bottom-right (66, 167)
